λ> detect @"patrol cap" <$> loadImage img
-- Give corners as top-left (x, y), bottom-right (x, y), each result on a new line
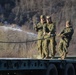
top-left (40, 15), bottom-right (45, 19)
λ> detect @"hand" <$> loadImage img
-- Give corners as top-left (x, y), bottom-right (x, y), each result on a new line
top-left (48, 32), bottom-right (50, 36)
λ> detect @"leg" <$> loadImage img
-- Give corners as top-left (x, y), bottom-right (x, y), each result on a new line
top-left (58, 39), bottom-right (64, 58)
top-left (50, 37), bottom-right (56, 58)
top-left (43, 39), bottom-right (49, 58)
top-left (37, 40), bottom-right (42, 57)
top-left (62, 41), bottom-right (68, 59)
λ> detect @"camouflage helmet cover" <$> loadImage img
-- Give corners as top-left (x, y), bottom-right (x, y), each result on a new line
top-left (40, 15), bottom-right (45, 19)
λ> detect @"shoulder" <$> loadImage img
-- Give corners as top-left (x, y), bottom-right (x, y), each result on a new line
top-left (69, 27), bottom-right (73, 30)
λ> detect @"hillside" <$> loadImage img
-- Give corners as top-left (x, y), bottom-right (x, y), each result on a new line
top-left (0, 0), bottom-right (75, 57)
top-left (0, 0), bottom-right (76, 27)
top-left (0, 26), bottom-right (37, 58)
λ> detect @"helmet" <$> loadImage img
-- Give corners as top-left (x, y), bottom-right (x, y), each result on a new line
top-left (40, 15), bottom-right (45, 19)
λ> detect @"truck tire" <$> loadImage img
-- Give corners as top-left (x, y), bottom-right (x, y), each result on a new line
top-left (65, 64), bottom-right (75, 75)
top-left (46, 64), bottom-right (58, 75)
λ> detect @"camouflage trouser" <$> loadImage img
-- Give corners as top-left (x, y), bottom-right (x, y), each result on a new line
top-left (37, 40), bottom-right (43, 57)
top-left (58, 39), bottom-right (68, 59)
top-left (42, 39), bottom-right (49, 58)
top-left (43, 37), bottom-right (56, 58)
top-left (50, 37), bottom-right (56, 58)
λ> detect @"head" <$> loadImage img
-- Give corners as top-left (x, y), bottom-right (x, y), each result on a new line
top-left (40, 15), bottom-right (46, 24)
top-left (46, 16), bottom-right (52, 24)
top-left (66, 20), bottom-right (71, 27)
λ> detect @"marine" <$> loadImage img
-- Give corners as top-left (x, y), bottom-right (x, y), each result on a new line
top-left (58, 21), bottom-right (74, 59)
top-left (43, 16), bottom-right (56, 59)
top-left (34, 15), bottom-right (46, 58)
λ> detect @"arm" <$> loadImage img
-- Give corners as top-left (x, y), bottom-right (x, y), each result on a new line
top-left (49, 24), bottom-right (55, 33)
top-left (58, 29), bottom-right (65, 37)
top-left (49, 23), bottom-right (56, 36)
top-left (63, 28), bottom-right (73, 35)
top-left (34, 23), bottom-right (43, 32)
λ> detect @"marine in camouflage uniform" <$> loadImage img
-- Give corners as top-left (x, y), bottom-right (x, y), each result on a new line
top-left (34, 15), bottom-right (46, 58)
top-left (43, 16), bottom-right (56, 59)
top-left (58, 21), bottom-right (74, 59)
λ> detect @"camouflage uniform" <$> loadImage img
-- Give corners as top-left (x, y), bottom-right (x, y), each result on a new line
top-left (43, 16), bottom-right (56, 58)
top-left (34, 15), bottom-right (46, 58)
top-left (58, 22), bottom-right (74, 59)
